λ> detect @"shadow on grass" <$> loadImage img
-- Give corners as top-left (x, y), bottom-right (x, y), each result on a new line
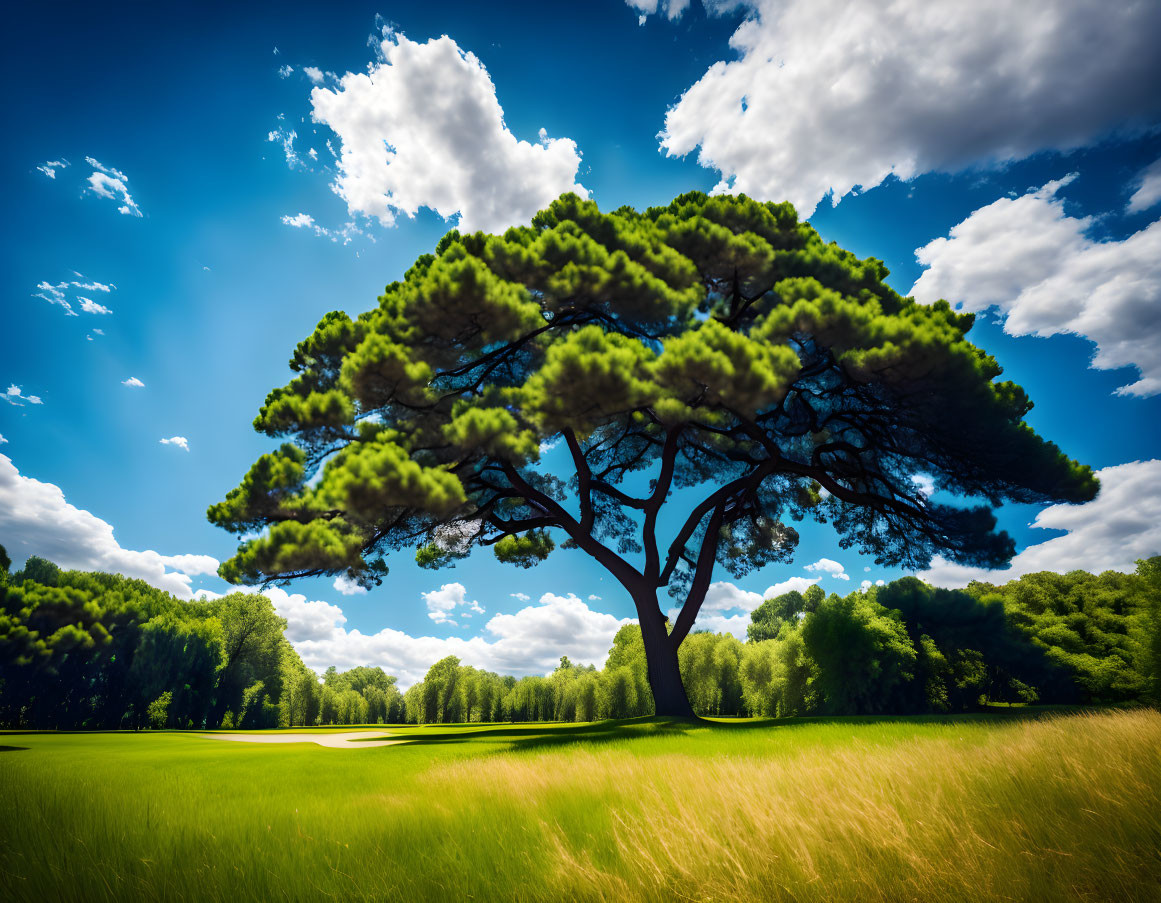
top-left (377, 705), bottom-right (1091, 753)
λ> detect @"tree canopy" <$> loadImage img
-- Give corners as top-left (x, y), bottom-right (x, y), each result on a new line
top-left (210, 191), bottom-right (1097, 715)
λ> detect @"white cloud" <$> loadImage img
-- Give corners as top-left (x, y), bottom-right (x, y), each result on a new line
top-left (333, 574), bottom-right (368, 596)
top-left (2, 385), bottom-right (43, 407)
top-left (911, 474), bottom-right (935, 498)
top-left (78, 297), bottom-right (112, 315)
top-left (860, 579), bottom-right (872, 590)
top-left (303, 66), bottom-right (325, 85)
top-left (0, 434), bottom-right (7, 444)
top-left (1128, 158), bottom-right (1161, 214)
top-left (267, 127), bottom-right (303, 169)
top-left (671, 576), bottom-right (822, 639)
top-left (0, 453), bottom-right (218, 599)
top-left (84, 157), bottom-right (142, 217)
top-left (588, 594), bottom-right (602, 601)
top-left (253, 587), bottom-right (631, 687)
top-left (804, 557), bottom-right (850, 581)
top-left (37, 159), bottom-right (69, 179)
top-left (912, 177), bottom-right (1161, 397)
top-left (423, 582), bottom-right (485, 625)
top-left (278, 64), bottom-right (294, 78)
top-left (648, 0), bottom-right (1161, 217)
top-left (122, 377), bottom-right (145, 388)
top-left (281, 212), bottom-right (366, 245)
top-left (160, 436), bottom-right (189, 451)
top-left (510, 592), bottom-right (531, 601)
top-left (310, 31), bottom-right (587, 233)
top-left (625, 0), bottom-right (690, 20)
top-left (921, 459), bottom-right (1161, 588)
top-left (34, 277), bottom-right (114, 317)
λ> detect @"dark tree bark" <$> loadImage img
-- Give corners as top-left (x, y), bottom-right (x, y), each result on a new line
top-left (635, 587), bottom-right (696, 719)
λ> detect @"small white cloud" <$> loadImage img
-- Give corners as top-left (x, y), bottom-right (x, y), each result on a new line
top-left (280, 211), bottom-right (365, 245)
top-left (37, 159), bottom-right (69, 179)
top-left (510, 592), bottom-right (531, 601)
top-left (911, 474), bottom-right (936, 498)
top-left (159, 436), bottom-right (189, 451)
top-left (84, 157), bottom-right (142, 217)
top-left (303, 65), bottom-right (325, 85)
top-left (267, 127), bottom-right (303, 169)
top-left (1128, 157), bottom-right (1161, 213)
top-left (804, 558), bottom-right (850, 581)
top-left (121, 377), bottom-right (144, 388)
top-left (423, 582), bottom-right (484, 625)
top-left (78, 297), bottom-right (112, 315)
top-left (876, 579), bottom-right (885, 586)
top-left (278, 64), bottom-right (294, 78)
top-left (3, 385), bottom-right (44, 407)
top-left (308, 147), bottom-right (318, 160)
top-left (0, 434), bottom-right (7, 444)
top-left (860, 579), bottom-right (872, 590)
top-left (332, 574), bottom-right (368, 595)
top-left (587, 594), bottom-right (602, 601)
top-left (281, 212), bottom-right (315, 228)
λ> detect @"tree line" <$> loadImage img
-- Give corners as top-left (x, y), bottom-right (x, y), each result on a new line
top-left (1, 544), bottom-right (1157, 729)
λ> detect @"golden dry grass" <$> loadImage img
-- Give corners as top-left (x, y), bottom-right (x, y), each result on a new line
top-left (420, 710), bottom-right (1161, 901)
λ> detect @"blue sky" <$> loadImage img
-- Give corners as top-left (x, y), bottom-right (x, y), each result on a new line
top-left (3, 1), bottom-right (1160, 683)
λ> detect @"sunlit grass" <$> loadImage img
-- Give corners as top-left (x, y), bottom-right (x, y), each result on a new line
top-left (2, 710), bottom-right (1159, 901)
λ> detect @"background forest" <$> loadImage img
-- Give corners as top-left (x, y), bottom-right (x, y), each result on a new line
top-left (2, 544), bottom-right (1158, 730)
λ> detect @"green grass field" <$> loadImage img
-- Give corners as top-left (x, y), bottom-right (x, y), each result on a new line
top-left (3, 709), bottom-right (1160, 902)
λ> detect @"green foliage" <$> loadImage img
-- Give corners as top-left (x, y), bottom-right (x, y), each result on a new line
top-left (210, 191), bottom-right (1097, 670)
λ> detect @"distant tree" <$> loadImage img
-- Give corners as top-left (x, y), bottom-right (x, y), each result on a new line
top-left (15, 556), bottom-right (60, 587)
top-left (0, 544), bottom-right (10, 578)
top-left (211, 192), bottom-right (1096, 716)
top-left (802, 592), bottom-right (916, 714)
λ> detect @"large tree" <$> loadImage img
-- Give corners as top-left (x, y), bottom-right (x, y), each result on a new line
top-left (209, 192), bottom-right (1096, 717)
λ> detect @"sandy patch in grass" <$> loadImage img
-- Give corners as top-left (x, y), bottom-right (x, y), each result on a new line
top-left (197, 730), bottom-right (400, 749)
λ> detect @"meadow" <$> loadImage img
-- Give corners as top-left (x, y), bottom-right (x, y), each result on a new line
top-left (2, 708), bottom-right (1160, 902)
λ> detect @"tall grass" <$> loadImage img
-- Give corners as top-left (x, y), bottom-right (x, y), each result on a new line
top-left (2, 710), bottom-right (1159, 901)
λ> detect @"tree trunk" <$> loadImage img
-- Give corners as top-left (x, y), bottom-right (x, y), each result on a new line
top-left (637, 598), bottom-right (696, 719)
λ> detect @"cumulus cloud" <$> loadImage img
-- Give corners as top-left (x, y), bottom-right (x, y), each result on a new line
top-left (423, 582), bottom-right (485, 625)
top-left (302, 66), bottom-right (326, 85)
top-left (912, 176), bottom-right (1161, 397)
top-left (510, 592), bottom-right (530, 601)
top-left (921, 459), bottom-right (1161, 587)
top-left (669, 576), bottom-right (821, 639)
top-left (37, 159), bottom-right (69, 179)
top-left (84, 157), bottom-right (142, 217)
top-left (159, 436), bottom-right (189, 451)
top-left (0, 454), bottom-right (218, 598)
top-left (804, 557), bottom-right (850, 581)
top-left (309, 31), bottom-right (587, 233)
top-left (122, 377), bottom-right (144, 388)
top-left (332, 574), bottom-right (368, 596)
top-left (2, 385), bottom-right (43, 407)
top-left (252, 587), bottom-right (632, 687)
top-left (646, 0), bottom-right (1161, 216)
top-left (1128, 158), bottom-right (1161, 214)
